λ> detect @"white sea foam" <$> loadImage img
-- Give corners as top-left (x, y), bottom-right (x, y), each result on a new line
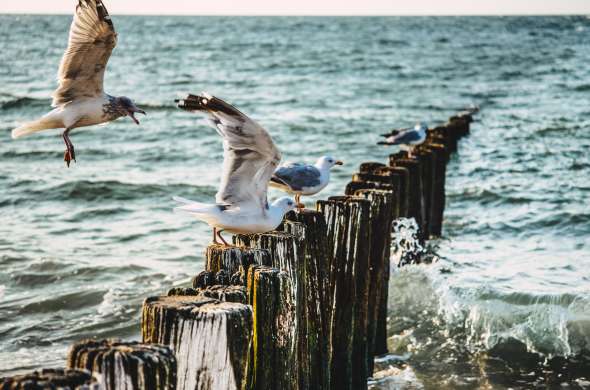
top-left (388, 263), bottom-right (590, 358)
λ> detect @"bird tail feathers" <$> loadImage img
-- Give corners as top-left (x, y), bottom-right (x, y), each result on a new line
top-left (11, 117), bottom-right (60, 139)
top-left (172, 196), bottom-right (214, 214)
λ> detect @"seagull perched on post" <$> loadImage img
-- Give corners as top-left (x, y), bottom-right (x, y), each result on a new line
top-left (173, 93), bottom-right (296, 246)
top-left (378, 122), bottom-right (428, 158)
top-left (10, 0), bottom-right (145, 167)
top-left (269, 156), bottom-right (343, 209)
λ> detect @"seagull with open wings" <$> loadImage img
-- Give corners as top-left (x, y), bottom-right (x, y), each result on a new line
top-left (173, 93), bottom-right (297, 246)
top-left (11, 0), bottom-right (145, 167)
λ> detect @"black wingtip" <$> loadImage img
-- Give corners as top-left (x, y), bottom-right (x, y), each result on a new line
top-left (176, 94), bottom-right (209, 111)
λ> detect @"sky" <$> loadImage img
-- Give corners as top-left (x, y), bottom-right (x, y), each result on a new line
top-left (0, 0), bottom-right (589, 15)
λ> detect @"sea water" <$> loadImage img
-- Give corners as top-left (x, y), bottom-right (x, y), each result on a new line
top-left (0, 15), bottom-right (589, 388)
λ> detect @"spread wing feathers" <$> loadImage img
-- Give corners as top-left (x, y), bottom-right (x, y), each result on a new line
top-left (52, 0), bottom-right (117, 107)
top-left (176, 93), bottom-right (282, 209)
top-left (385, 129), bottom-right (422, 145)
top-left (271, 163), bottom-right (321, 191)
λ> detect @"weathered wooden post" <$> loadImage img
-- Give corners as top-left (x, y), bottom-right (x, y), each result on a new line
top-left (389, 154), bottom-right (426, 238)
top-left (0, 369), bottom-right (100, 389)
top-left (345, 188), bottom-right (395, 374)
top-left (67, 339), bottom-right (177, 390)
top-left (374, 166), bottom-right (409, 219)
top-left (168, 285), bottom-right (248, 304)
top-left (423, 142), bottom-right (447, 236)
top-left (414, 146), bottom-right (436, 238)
top-left (235, 231), bottom-right (302, 389)
top-left (206, 244), bottom-right (271, 278)
top-left (359, 162), bottom-right (386, 174)
top-left (142, 296), bottom-right (252, 390)
top-left (317, 196), bottom-right (371, 390)
top-left (283, 210), bottom-right (331, 390)
top-left (245, 265), bottom-right (296, 390)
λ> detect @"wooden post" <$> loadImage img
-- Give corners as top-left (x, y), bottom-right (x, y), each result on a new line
top-left (358, 162), bottom-right (386, 174)
top-left (67, 339), bottom-right (177, 390)
top-left (374, 166), bottom-right (410, 219)
top-left (424, 142), bottom-right (447, 236)
top-left (235, 231), bottom-right (302, 389)
top-left (282, 209), bottom-right (331, 390)
top-left (245, 265), bottom-right (296, 390)
top-left (352, 189), bottom-right (394, 374)
top-left (389, 154), bottom-right (426, 238)
top-left (317, 196), bottom-right (371, 390)
top-left (168, 285), bottom-right (248, 304)
top-left (206, 244), bottom-right (271, 278)
top-left (414, 146), bottom-right (436, 238)
top-left (142, 296), bottom-right (252, 390)
top-left (0, 369), bottom-right (100, 389)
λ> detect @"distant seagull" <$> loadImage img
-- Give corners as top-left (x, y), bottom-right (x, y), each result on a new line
top-left (173, 93), bottom-right (296, 246)
top-left (270, 156), bottom-right (343, 209)
top-left (10, 0), bottom-right (145, 167)
top-left (378, 122), bottom-right (428, 157)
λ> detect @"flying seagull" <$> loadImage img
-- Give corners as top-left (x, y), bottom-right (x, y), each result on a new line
top-left (270, 156), bottom-right (343, 209)
top-left (173, 93), bottom-right (296, 246)
top-left (378, 122), bottom-right (428, 158)
top-left (10, 0), bottom-right (145, 167)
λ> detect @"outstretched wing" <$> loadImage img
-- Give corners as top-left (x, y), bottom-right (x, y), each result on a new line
top-left (271, 163), bottom-right (321, 191)
top-left (176, 93), bottom-right (282, 209)
top-left (52, 0), bottom-right (117, 107)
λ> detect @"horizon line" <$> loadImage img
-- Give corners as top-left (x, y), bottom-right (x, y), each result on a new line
top-left (1, 12), bottom-right (589, 17)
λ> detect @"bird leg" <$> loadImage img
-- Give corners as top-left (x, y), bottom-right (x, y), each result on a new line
top-left (213, 227), bottom-right (219, 244)
top-left (62, 128), bottom-right (76, 167)
top-left (295, 194), bottom-right (305, 210)
top-left (216, 229), bottom-right (230, 246)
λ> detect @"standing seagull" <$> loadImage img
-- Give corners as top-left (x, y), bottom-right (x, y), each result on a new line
top-left (378, 122), bottom-right (428, 158)
top-left (173, 93), bottom-right (296, 246)
top-left (269, 156), bottom-right (343, 209)
top-left (11, 0), bottom-right (145, 167)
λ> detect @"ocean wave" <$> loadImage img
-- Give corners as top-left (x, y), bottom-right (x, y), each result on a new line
top-left (0, 96), bottom-right (49, 110)
top-left (388, 265), bottom-right (590, 358)
top-left (23, 180), bottom-right (216, 203)
top-left (17, 289), bottom-right (106, 315)
top-left (573, 84), bottom-right (590, 92)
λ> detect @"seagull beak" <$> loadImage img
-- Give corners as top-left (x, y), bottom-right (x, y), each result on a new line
top-left (127, 107), bottom-right (147, 125)
top-left (335, 160), bottom-right (344, 166)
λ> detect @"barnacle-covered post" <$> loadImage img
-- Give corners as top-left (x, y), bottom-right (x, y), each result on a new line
top-left (317, 196), bottom-right (371, 390)
top-left (0, 369), bottom-right (100, 389)
top-left (282, 209), bottom-right (331, 390)
top-left (245, 265), bottom-right (296, 390)
top-left (235, 231), bottom-right (302, 389)
top-left (141, 296), bottom-right (252, 390)
top-left (206, 244), bottom-right (271, 279)
top-left (67, 339), bottom-right (177, 390)
top-left (168, 284), bottom-right (248, 304)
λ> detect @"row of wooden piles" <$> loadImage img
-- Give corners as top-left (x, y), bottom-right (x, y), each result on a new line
top-left (1, 113), bottom-right (473, 390)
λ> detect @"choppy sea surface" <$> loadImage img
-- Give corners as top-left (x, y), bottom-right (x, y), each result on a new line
top-left (0, 15), bottom-right (589, 388)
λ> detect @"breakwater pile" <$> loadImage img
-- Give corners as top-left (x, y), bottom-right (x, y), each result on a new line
top-left (1, 112), bottom-right (473, 389)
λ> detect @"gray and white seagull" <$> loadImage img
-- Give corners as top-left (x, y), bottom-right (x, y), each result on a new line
top-left (11, 0), bottom-right (145, 167)
top-left (173, 93), bottom-right (296, 246)
top-left (270, 156), bottom-right (343, 209)
top-left (378, 122), bottom-right (428, 157)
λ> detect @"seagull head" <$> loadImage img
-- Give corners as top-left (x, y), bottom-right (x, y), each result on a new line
top-left (415, 122), bottom-right (428, 133)
top-left (273, 197), bottom-right (297, 214)
top-left (116, 96), bottom-right (146, 125)
top-left (316, 156), bottom-right (344, 170)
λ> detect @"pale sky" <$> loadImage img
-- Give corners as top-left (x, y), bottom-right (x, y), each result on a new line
top-left (0, 0), bottom-right (589, 15)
